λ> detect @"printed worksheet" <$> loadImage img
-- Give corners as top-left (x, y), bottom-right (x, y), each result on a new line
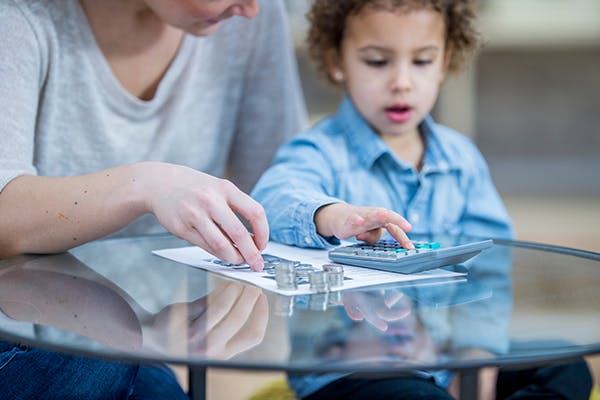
top-left (153, 242), bottom-right (465, 296)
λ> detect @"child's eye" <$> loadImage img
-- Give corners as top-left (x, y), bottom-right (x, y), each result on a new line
top-left (414, 59), bottom-right (433, 66)
top-left (364, 59), bottom-right (388, 67)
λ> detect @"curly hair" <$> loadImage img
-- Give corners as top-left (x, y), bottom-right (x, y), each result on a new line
top-left (306, 0), bottom-right (480, 84)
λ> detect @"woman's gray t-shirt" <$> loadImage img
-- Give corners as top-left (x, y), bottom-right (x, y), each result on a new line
top-left (0, 0), bottom-right (307, 236)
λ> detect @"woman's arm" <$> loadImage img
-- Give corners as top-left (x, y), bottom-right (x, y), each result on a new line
top-left (0, 4), bottom-right (266, 269)
top-left (0, 163), bottom-right (268, 270)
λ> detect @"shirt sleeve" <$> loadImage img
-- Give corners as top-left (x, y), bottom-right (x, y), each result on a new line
top-left (459, 145), bottom-right (514, 240)
top-left (0, 1), bottom-right (43, 191)
top-left (226, 0), bottom-right (309, 194)
top-left (251, 135), bottom-right (343, 248)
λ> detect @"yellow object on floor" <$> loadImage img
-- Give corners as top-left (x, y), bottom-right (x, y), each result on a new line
top-left (248, 380), bottom-right (600, 400)
top-left (248, 378), bottom-right (296, 400)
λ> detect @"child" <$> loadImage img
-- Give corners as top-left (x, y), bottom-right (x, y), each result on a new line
top-left (252, 1), bottom-right (592, 399)
top-left (252, 0), bottom-right (512, 250)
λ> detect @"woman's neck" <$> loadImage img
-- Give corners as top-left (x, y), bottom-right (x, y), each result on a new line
top-left (79, 0), bottom-right (184, 100)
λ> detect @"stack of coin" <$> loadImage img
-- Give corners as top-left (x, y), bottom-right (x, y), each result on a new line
top-left (309, 270), bottom-right (330, 292)
top-left (275, 261), bottom-right (298, 290)
top-left (295, 263), bottom-right (316, 279)
top-left (322, 263), bottom-right (344, 288)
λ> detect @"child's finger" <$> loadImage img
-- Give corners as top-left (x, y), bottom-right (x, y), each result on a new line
top-left (385, 223), bottom-right (414, 249)
top-left (356, 228), bottom-right (385, 243)
top-left (384, 212), bottom-right (413, 232)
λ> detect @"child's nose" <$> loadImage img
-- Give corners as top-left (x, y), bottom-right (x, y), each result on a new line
top-left (390, 65), bottom-right (412, 92)
top-left (231, 0), bottom-right (260, 19)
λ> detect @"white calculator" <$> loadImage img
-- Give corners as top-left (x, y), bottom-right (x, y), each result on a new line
top-left (328, 239), bottom-right (493, 274)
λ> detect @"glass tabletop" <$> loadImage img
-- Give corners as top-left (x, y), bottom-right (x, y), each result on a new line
top-left (0, 234), bottom-right (599, 374)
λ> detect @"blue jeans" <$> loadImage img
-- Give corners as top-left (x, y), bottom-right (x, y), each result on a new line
top-left (0, 341), bottom-right (188, 400)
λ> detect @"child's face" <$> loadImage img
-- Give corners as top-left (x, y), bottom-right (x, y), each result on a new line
top-left (143, 0), bottom-right (259, 36)
top-left (328, 7), bottom-right (449, 139)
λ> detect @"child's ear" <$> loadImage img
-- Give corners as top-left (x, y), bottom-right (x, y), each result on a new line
top-left (325, 49), bottom-right (345, 83)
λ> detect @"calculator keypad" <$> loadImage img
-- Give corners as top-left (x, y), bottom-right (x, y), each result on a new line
top-left (335, 240), bottom-right (442, 259)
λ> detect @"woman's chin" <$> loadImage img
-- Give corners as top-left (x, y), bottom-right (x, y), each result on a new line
top-left (185, 21), bottom-right (222, 37)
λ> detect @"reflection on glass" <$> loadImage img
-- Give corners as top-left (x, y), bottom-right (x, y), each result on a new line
top-left (0, 254), bottom-right (269, 361)
top-left (288, 238), bottom-right (513, 369)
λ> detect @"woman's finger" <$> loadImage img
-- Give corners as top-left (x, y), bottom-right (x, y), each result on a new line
top-left (227, 185), bottom-right (270, 252)
top-left (209, 198), bottom-right (264, 271)
top-left (190, 214), bottom-right (246, 265)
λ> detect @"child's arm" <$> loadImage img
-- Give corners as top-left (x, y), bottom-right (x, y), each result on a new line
top-left (314, 203), bottom-right (414, 249)
top-left (252, 131), bottom-right (415, 249)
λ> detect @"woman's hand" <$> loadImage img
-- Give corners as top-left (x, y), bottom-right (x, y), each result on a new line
top-left (314, 203), bottom-right (413, 249)
top-left (144, 163), bottom-right (268, 271)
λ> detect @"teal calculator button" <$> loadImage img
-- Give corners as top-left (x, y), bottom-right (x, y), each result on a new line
top-left (394, 248), bottom-right (408, 253)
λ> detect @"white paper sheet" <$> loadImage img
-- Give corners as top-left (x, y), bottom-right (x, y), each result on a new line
top-left (152, 242), bottom-right (465, 296)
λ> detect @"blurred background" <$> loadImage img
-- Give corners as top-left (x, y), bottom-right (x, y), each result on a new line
top-left (208, 1), bottom-right (600, 397)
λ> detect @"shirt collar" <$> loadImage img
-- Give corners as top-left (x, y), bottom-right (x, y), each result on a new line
top-left (334, 96), bottom-right (459, 173)
top-left (335, 96), bottom-right (392, 169)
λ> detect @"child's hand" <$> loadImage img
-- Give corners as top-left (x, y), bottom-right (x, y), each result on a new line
top-left (314, 203), bottom-right (413, 249)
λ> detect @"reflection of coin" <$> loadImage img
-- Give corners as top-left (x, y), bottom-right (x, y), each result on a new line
top-left (328, 291), bottom-right (343, 306)
top-left (274, 295), bottom-right (295, 317)
top-left (309, 292), bottom-right (329, 311)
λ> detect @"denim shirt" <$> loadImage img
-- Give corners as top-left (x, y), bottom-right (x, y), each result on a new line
top-left (252, 96), bottom-right (514, 250)
top-left (252, 97), bottom-right (514, 398)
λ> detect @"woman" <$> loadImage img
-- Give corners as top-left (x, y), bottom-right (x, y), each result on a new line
top-left (0, 0), bottom-right (306, 397)
top-left (0, 0), bottom-right (307, 271)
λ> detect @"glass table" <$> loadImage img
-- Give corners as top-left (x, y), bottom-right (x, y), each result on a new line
top-left (1, 234), bottom-right (599, 400)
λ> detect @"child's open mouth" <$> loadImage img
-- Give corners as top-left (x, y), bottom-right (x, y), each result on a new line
top-left (385, 105), bottom-right (412, 123)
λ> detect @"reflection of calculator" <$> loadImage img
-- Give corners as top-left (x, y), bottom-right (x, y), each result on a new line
top-left (328, 239), bottom-right (493, 274)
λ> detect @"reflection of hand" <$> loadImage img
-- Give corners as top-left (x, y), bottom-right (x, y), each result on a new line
top-left (342, 289), bottom-right (438, 363)
top-left (314, 203), bottom-right (413, 249)
top-left (342, 290), bottom-right (411, 332)
top-left (144, 282), bottom-right (268, 359)
top-left (145, 162), bottom-right (268, 271)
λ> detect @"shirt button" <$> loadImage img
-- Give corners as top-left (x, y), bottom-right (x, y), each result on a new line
top-left (409, 212), bottom-right (420, 224)
top-left (304, 236), bottom-right (312, 245)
